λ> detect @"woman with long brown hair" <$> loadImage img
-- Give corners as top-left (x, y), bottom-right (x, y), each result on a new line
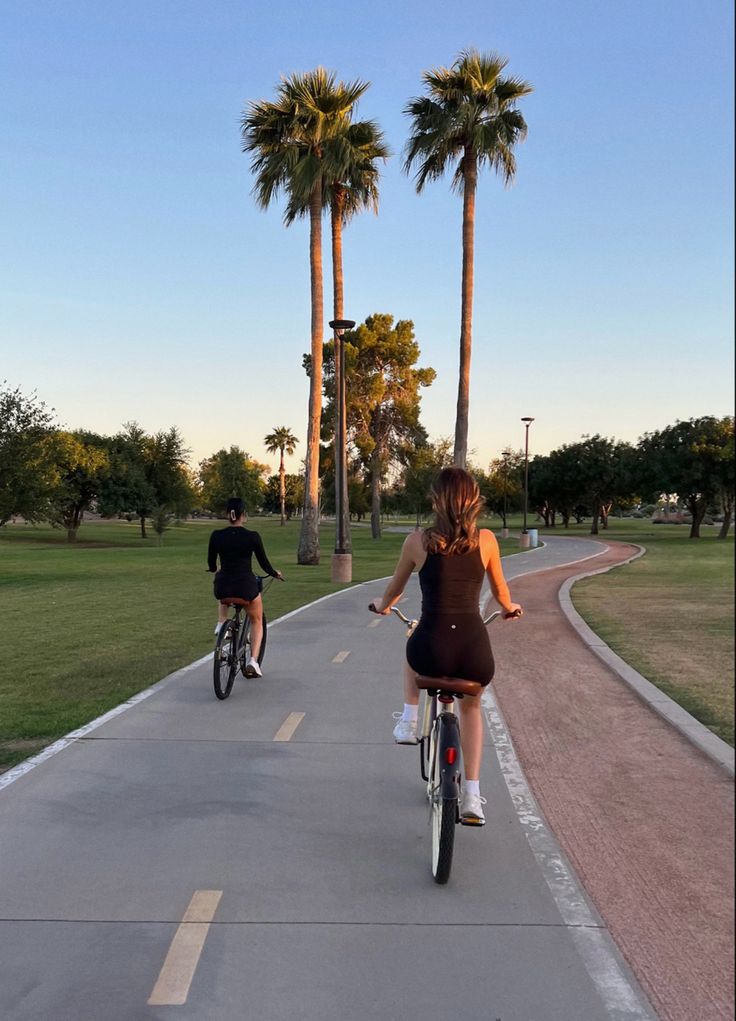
top-left (371, 467), bottom-right (521, 823)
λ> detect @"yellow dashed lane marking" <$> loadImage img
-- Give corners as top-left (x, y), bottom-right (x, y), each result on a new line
top-left (332, 650), bottom-right (351, 664)
top-left (368, 619), bottom-right (381, 628)
top-left (148, 890), bottom-right (222, 1006)
top-left (273, 712), bottom-right (305, 742)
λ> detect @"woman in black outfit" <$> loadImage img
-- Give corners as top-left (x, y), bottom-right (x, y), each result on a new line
top-left (370, 468), bottom-right (521, 824)
top-left (207, 498), bottom-right (282, 677)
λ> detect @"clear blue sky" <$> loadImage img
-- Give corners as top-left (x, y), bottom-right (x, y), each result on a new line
top-left (2, 0), bottom-right (733, 475)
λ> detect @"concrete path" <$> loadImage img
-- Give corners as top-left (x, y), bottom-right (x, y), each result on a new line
top-left (0, 537), bottom-right (658, 1021)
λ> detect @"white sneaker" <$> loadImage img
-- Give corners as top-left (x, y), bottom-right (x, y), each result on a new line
top-left (392, 714), bottom-right (418, 745)
top-left (460, 791), bottom-right (487, 826)
top-left (244, 657), bottom-right (262, 678)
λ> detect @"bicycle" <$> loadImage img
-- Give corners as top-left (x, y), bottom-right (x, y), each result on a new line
top-left (213, 576), bottom-right (274, 700)
top-left (370, 601), bottom-right (520, 884)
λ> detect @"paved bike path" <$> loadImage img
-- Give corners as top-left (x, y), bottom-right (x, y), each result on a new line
top-left (0, 537), bottom-right (657, 1020)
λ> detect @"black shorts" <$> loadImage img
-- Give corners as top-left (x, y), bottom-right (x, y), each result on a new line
top-left (406, 613), bottom-right (495, 686)
top-left (213, 570), bottom-right (262, 603)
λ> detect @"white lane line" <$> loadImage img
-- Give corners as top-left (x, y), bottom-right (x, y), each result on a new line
top-left (482, 688), bottom-right (656, 1020)
top-left (273, 712), bottom-right (305, 742)
top-left (368, 619), bottom-right (382, 628)
top-left (147, 890), bottom-right (222, 1006)
top-left (332, 650), bottom-right (351, 664)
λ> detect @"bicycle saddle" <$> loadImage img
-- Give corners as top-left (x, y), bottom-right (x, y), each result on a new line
top-left (220, 597), bottom-right (251, 606)
top-left (415, 676), bottom-right (484, 697)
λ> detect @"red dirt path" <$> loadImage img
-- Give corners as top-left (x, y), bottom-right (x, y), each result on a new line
top-left (489, 540), bottom-right (734, 1021)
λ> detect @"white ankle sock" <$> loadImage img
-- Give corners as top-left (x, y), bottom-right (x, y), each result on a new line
top-left (402, 703), bottom-right (419, 723)
top-left (465, 779), bottom-right (480, 798)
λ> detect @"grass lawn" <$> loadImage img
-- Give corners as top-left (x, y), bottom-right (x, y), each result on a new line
top-left (0, 517), bottom-right (517, 771)
top-left (546, 518), bottom-right (734, 747)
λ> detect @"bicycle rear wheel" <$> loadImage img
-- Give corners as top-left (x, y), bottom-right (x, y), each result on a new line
top-left (430, 792), bottom-right (456, 885)
top-left (213, 622), bottom-right (237, 700)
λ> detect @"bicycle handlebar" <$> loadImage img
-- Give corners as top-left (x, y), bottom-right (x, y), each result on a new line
top-left (368, 603), bottom-right (522, 626)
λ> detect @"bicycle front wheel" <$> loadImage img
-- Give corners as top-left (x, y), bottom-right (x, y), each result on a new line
top-left (213, 622), bottom-right (237, 700)
top-left (430, 793), bottom-right (457, 884)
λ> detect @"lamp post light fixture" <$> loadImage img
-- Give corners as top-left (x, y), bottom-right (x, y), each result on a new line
top-left (520, 417), bottom-right (535, 548)
top-left (329, 319), bottom-right (355, 582)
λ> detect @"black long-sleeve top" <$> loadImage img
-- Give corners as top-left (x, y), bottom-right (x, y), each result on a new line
top-left (207, 526), bottom-right (278, 577)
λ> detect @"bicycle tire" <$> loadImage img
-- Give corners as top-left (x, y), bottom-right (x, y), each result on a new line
top-left (430, 794), bottom-right (456, 884)
top-left (213, 622), bottom-right (237, 700)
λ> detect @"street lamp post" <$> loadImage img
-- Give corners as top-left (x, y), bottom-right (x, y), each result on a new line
top-left (329, 319), bottom-right (355, 582)
top-left (520, 417), bottom-right (535, 548)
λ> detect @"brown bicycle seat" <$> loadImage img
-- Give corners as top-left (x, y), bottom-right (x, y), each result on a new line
top-left (414, 676), bottom-right (484, 697)
top-left (219, 597), bottom-right (251, 607)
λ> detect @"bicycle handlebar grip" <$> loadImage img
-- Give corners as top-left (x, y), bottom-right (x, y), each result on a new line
top-left (368, 602), bottom-right (378, 613)
top-left (505, 609), bottom-right (523, 619)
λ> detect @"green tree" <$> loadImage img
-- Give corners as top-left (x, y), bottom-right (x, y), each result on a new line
top-left (199, 446), bottom-right (269, 517)
top-left (565, 436), bottom-right (636, 535)
top-left (264, 427), bottom-right (299, 525)
top-left (638, 416), bottom-right (735, 539)
top-left (404, 50), bottom-right (532, 468)
top-left (482, 449), bottom-right (523, 527)
top-left (242, 68), bottom-right (369, 565)
top-left (321, 314), bottom-right (436, 538)
top-left (0, 383), bottom-right (56, 526)
top-left (262, 473), bottom-right (304, 521)
top-left (395, 437), bottom-right (453, 526)
top-left (46, 430), bottom-right (109, 541)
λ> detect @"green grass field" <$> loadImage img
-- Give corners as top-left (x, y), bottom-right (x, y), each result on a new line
top-left (0, 515), bottom-right (732, 770)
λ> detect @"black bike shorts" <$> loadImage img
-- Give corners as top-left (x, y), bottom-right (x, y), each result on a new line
top-left (213, 570), bottom-right (261, 603)
top-left (406, 613), bottom-right (495, 686)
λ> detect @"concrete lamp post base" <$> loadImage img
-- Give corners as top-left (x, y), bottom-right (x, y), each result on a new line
top-left (331, 553), bottom-right (353, 583)
top-left (501, 527), bottom-right (509, 539)
top-left (519, 532), bottom-right (531, 549)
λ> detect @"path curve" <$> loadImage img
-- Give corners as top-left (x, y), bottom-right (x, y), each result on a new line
top-left (488, 538), bottom-right (735, 1021)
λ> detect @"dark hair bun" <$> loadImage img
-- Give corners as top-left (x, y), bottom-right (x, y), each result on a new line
top-left (226, 497), bottom-right (246, 522)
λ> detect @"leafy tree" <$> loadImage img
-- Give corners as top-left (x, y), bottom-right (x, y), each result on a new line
top-left (242, 68), bottom-right (369, 565)
top-left (0, 383), bottom-right (56, 526)
top-left (262, 473), bottom-right (304, 521)
top-left (568, 436), bottom-right (636, 535)
top-left (638, 416), bottom-right (735, 539)
top-left (320, 314), bottom-right (436, 538)
top-left (199, 446), bottom-right (269, 517)
top-left (404, 50), bottom-right (532, 468)
top-left (264, 427), bottom-right (299, 525)
top-left (46, 430), bottom-right (109, 541)
top-left (482, 449), bottom-right (523, 526)
top-left (151, 505), bottom-right (172, 545)
top-left (396, 437), bottom-right (454, 525)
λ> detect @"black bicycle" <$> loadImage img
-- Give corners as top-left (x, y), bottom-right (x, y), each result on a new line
top-left (213, 576), bottom-right (274, 700)
top-left (371, 602), bottom-right (520, 884)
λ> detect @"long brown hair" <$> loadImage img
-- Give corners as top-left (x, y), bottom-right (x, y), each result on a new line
top-left (424, 467), bottom-right (485, 555)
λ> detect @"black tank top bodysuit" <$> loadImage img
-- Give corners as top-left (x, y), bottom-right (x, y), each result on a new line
top-left (405, 546), bottom-right (495, 685)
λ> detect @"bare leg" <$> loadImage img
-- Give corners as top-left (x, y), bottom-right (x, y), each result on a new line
top-left (403, 660), bottom-right (420, 705)
top-left (217, 603), bottom-right (228, 625)
top-left (457, 693), bottom-right (483, 781)
top-left (246, 596), bottom-right (264, 659)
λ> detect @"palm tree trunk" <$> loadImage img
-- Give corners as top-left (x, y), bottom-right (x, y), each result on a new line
top-left (453, 150), bottom-right (477, 469)
top-left (298, 182), bottom-right (324, 564)
top-left (278, 448), bottom-right (286, 526)
top-left (331, 192), bottom-right (352, 555)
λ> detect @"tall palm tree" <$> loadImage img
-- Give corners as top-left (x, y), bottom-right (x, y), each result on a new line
top-left (286, 118), bottom-right (389, 550)
top-left (404, 50), bottom-right (532, 468)
top-left (264, 427), bottom-right (298, 525)
top-left (241, 69), bottom-right (369, 564)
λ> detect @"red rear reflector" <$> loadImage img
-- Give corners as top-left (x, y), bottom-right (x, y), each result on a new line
top-left (445, 748), bottom-right (457, 765)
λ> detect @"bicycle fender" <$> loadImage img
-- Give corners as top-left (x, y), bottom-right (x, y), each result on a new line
top-left (437, 712), bottom-right (462, 799)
